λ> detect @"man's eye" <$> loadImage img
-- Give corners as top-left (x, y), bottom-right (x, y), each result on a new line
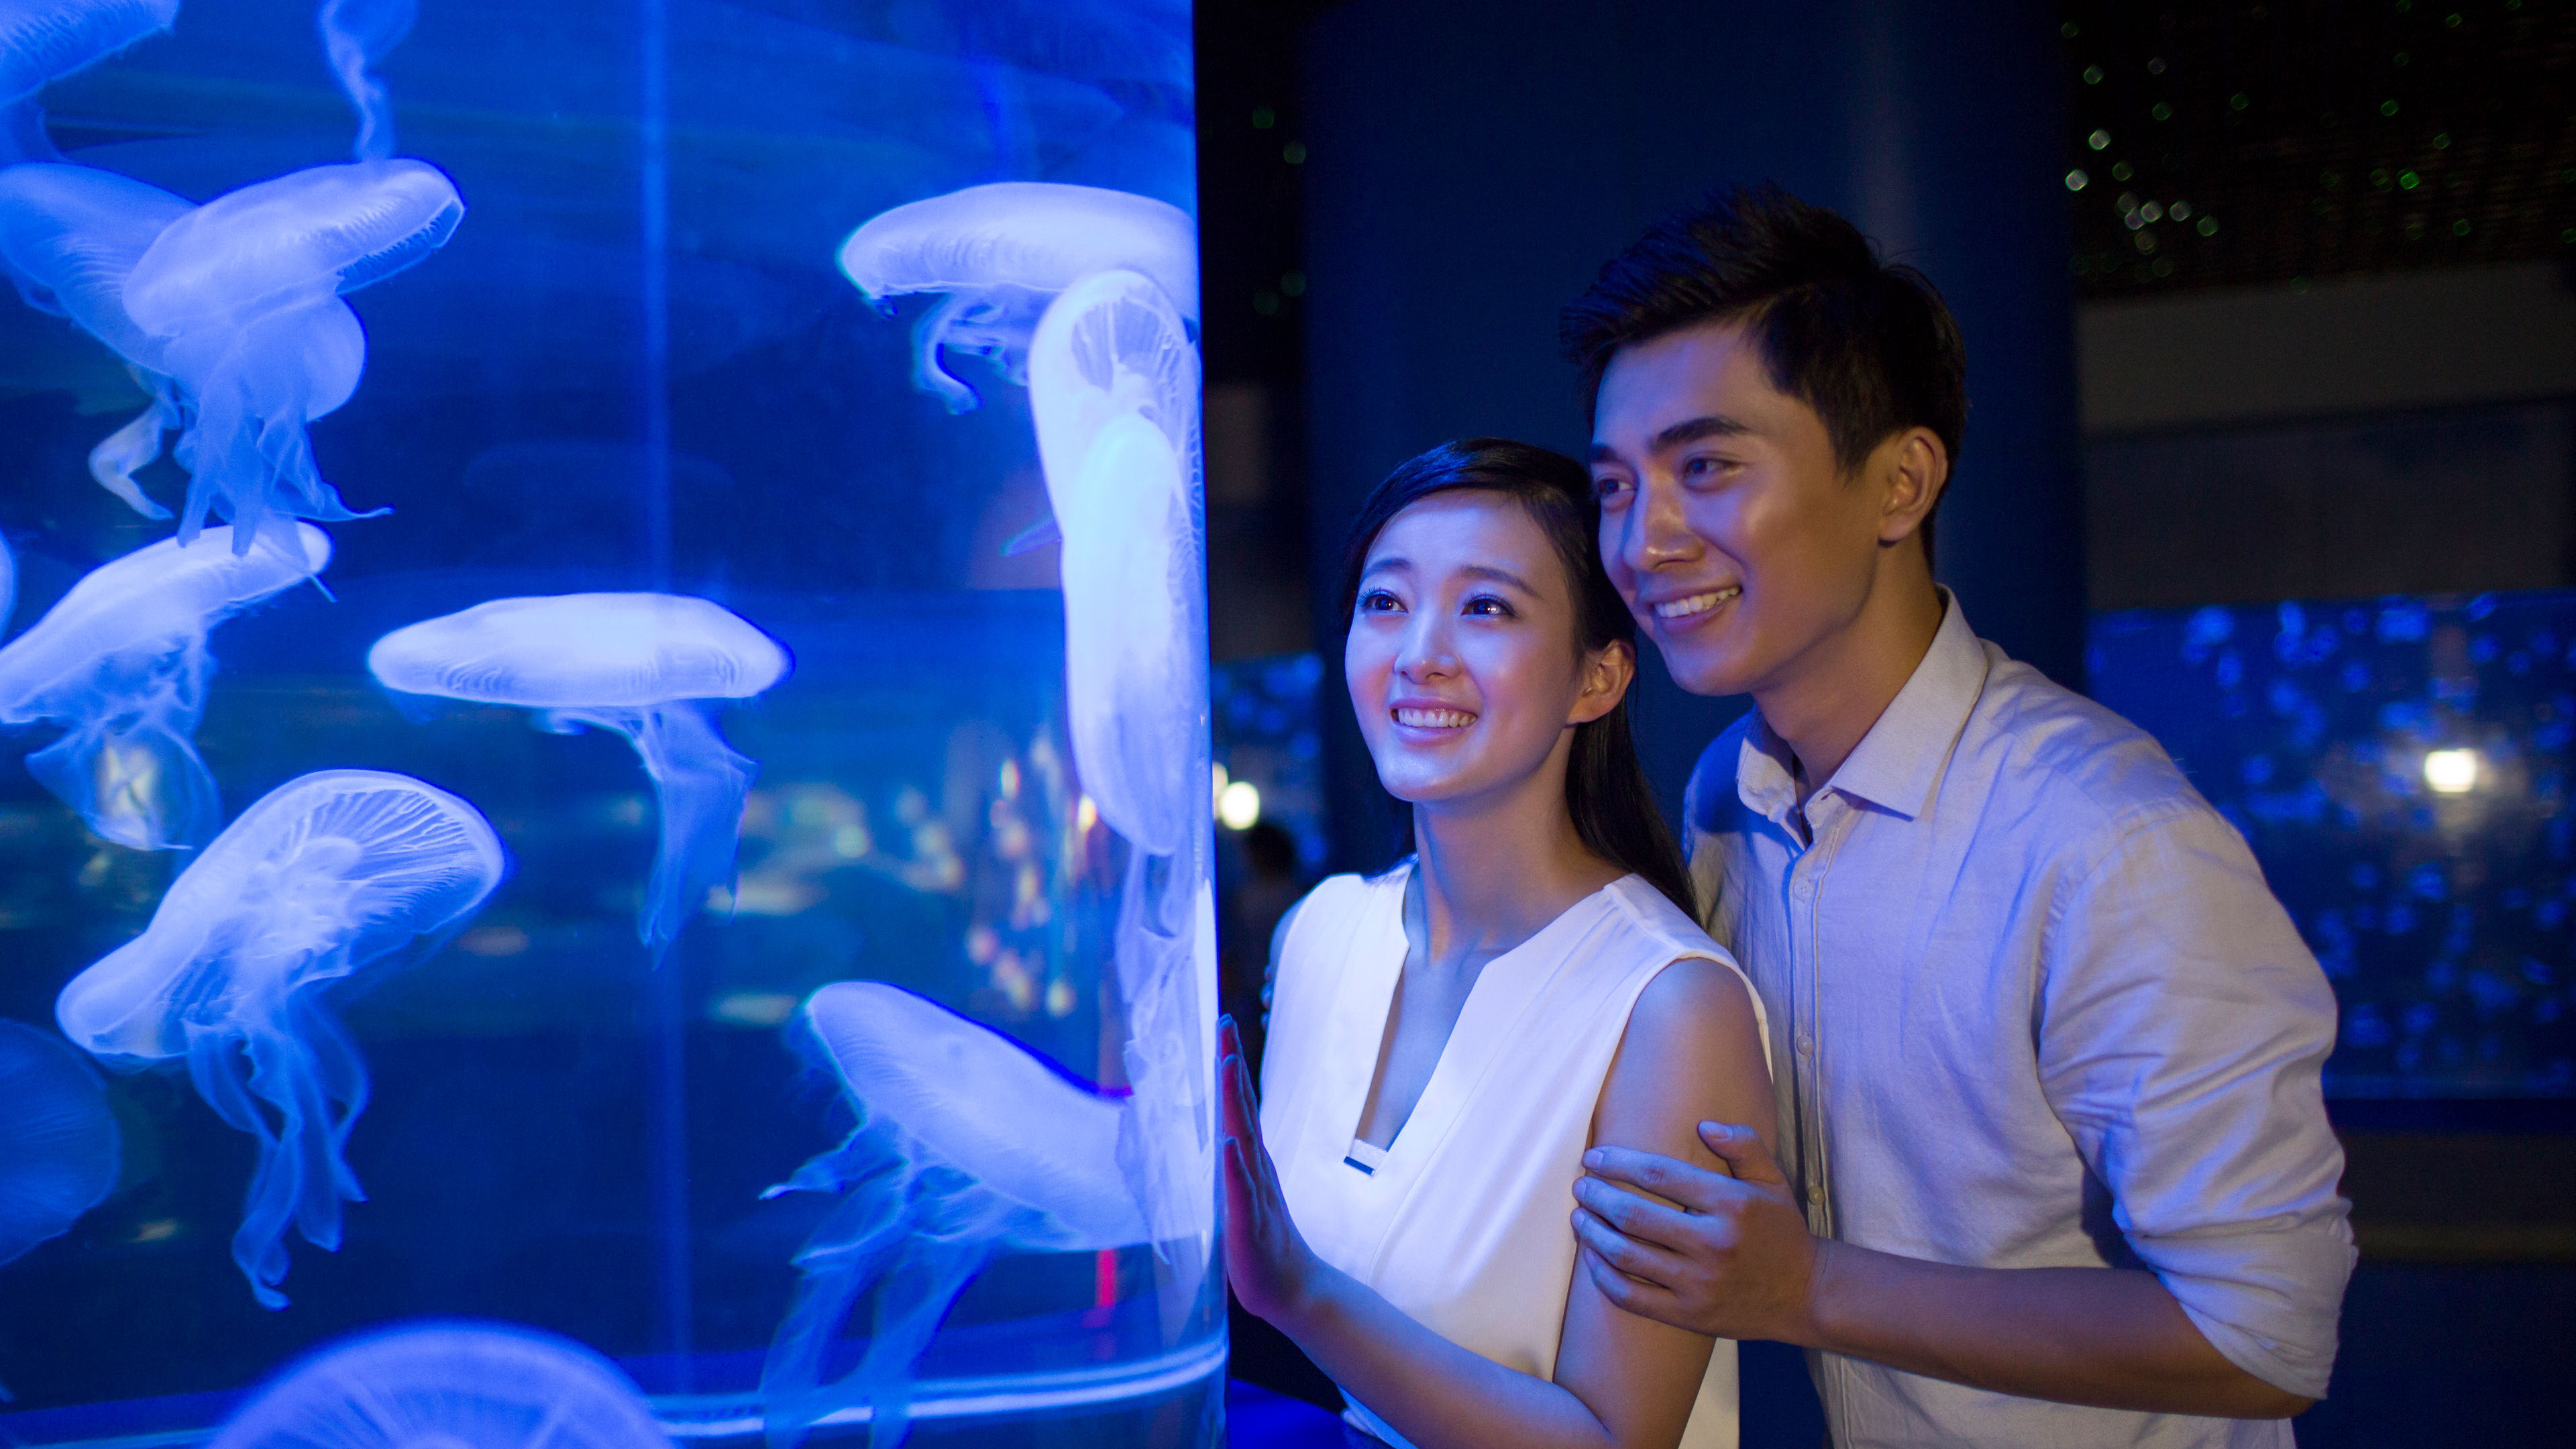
top-left (1592, 475), bottom-right (1631, 503)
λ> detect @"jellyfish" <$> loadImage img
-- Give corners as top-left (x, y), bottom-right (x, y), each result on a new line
top-left (0, 522), bottom-right (331, 851)
top-left (211, 1321), bottom-right (668, 1449)
top-left (316, 0), bottom-right (415, 163)
top-left (836, 182), bottom-right (1197, 413)
top-left (0, 161), bottom-right (196, 516)
top-left (0, 1018), bottom-right (121, 1269)
top-left (763, 981), bottom-right (1145, 1449)
top-left (1026, 267), bottom-right (1214, 1323)
top-left (0, 0), bottom-right (179, 164)
top-left (1, 523), bottom-right (14, 635)
top-left (366, 593), bottom-right (789, 956)
top-left (122, 158), bottom-right (464, 551)
top-left (54, 769), bottom-right (506, 1307)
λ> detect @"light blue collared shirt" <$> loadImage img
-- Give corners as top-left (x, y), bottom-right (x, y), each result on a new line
top-left (1685, 593), bottom-right (2353, 1449)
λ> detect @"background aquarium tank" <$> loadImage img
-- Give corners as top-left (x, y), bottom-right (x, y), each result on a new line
top-left (0, 1), bottom-right (1224, 1446)
top-left (2090, 589), bottom-right (2576, 1100)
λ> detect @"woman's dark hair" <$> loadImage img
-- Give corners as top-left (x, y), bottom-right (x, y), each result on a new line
top-left (1336, 438), bottom-right (1695, 919)
top-left (1558, 184), bottom-right (1966, 566)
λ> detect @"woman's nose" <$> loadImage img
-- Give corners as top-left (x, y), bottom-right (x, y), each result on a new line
top-left (1394, 616), bottom-right (1456, 680)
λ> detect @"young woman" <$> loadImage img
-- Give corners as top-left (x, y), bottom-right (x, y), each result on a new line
top-left (1220, 439), bottom-right (1776, 1449)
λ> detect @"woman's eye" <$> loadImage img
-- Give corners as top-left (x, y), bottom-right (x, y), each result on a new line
top-left (1462, 595), bottom-right (1513, 618)
top-left (1358, 590), bottom-right (1402, 614)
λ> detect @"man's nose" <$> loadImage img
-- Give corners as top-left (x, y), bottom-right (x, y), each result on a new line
top-left (1621, 473), bottom-right (1703, 574)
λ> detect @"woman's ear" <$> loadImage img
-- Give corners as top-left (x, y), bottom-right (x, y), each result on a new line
top-left (1568, 639), bottom-right (1635, 727)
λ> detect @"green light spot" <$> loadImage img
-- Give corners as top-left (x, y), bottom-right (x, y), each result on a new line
top-left (2198, 216), bottom-right (2218, 236)
top-left (2394, 51), bottom-right (2410, 66)
top-left (2061, 21), bottom-right (2080, 38)
top-left (2399, 169), bottom-right (2421, 189)
top-left (2230, 93), bottom-right (2251, 111)
top-left (2432, 133), bottom-right (2451, 149)
top-left (2453, 219), bottom-right (2471, 237)
top-left (2088, 129), bottom-right (2112, 150)
top-left (1282, 141), bottom-right (1307, 165)
top-left (2083, 64), bottom-right (2105, 85)
top-left (1251, 107), bottom-right (1277, 129)
top-left (2152, 101), bottom-right (2174, 121)
top-left (2111, 160), bottom-right (2135, 182)
top-left (1280, 271), bottom-right (1306, 297)
top-left (2447, 12), bottom-right (2463, 26)
top-left (2381, 99), bottom-right (2401, 116)
top-left (1252, 291), bottom-right (1281, 317)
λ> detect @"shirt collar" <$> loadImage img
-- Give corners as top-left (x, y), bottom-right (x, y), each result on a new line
top-left (1737, 589), bottom-right (1991, 825)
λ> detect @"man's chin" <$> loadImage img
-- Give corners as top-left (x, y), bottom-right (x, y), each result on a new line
top-left (1658, 644), bottom-right (1761, 698)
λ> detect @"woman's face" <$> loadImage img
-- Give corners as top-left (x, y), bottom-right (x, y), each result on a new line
top-left (1345, 491), bottom-right (1631, 810)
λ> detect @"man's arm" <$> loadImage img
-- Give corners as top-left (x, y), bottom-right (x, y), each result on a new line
top-left (1570, 1128), bottom-right (2313, 1417)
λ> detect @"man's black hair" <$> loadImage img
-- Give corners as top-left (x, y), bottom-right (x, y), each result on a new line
top-left (1559, 184), bottom-right (1968, 561)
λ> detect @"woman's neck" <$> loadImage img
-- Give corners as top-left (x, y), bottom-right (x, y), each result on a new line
top-left (1407, 751), bottom-right (1625, 971)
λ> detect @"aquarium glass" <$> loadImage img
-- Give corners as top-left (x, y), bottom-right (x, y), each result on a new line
top-left (0, 1), bottom-right (1221, 1445)
top-left (2090, 590), bottom-right (2576, 1099)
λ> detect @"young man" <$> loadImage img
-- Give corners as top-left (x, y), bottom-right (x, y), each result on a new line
top-left (1556, 187), bottom-right (2354, 1447)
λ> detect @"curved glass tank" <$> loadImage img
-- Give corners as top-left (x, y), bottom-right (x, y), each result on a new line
top-left (0, 2), bottom-right (1221, 1446)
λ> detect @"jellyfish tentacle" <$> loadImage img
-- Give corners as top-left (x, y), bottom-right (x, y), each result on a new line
top-left (183, 1027), bottom-right (297, 1308)
top-left (547, 701), bottom-right (757, 956)
top-left (847, 1234), bottom-right (992, 1449)
top-left (908, 292), bottom-right (979, 413)
top-left (297, 992), bottom-right (372, 1204)
top-left (315, 0), bottom-right (419, 163)
top-left (87, 380), bottom-right (180, 520)
top-left (23, 635), bottom-right (221, 851)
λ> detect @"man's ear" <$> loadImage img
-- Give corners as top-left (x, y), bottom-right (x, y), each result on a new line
top-left (1876, 427), bottom-right (1949, 546)
top-left (1570, 639), bottom-right (1636, 727)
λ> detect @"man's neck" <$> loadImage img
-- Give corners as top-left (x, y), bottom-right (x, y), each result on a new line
top-left (1754, 568), bottom-right (1946, 804)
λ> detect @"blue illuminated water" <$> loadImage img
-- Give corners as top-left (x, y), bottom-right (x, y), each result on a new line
top-left (0, 1), bottom-right (1218, 1444)
top-left (2091, 590), bottom-right (2576, 1098)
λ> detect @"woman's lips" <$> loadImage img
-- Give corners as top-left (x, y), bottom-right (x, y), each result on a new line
top-left (1391, 706), bottom-right (1475, 730)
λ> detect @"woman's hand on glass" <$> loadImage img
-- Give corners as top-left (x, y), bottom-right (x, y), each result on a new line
top-left (1220, 1014), bottom-right (1321, 1325)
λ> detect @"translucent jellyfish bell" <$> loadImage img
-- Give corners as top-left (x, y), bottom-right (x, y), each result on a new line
top-left (211, 1321), bottom-right (669, 1449)
top-left (0, 0), bottom-right (179, 164)
top-left (0, 1018), bottom-right (121, 1269)
top-left (123, 159), bottom-right (465, 551)
top-left (836, 182), bottom-right (1197, 413)
top-left (762, 982), bottom-right (1145, 1449)
top-left (0, 162), bottom-right (195, 516)
top-left (56, 769), bottom-right (506, 1308)
top-left (1026, 267), bottom-right (1203, 859)
top-left (366, 593), bottom-right (789, 955)
top-left (0, 523), bottom-right (331, 851)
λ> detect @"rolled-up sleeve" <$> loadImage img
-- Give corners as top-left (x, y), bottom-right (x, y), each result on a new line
top-left (2037, 802), bottom-right (2357, 1400)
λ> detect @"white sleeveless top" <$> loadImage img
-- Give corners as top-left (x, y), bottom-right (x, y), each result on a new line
top-left (1260, 863), bottom-right (1773, 1449)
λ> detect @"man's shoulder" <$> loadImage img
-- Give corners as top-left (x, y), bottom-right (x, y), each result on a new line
top-left (1968, 653), bottom-right (2216, 843)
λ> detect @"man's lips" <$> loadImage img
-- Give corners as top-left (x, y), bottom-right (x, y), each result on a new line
top-left (1648, 585), bottom-right (1742, 621)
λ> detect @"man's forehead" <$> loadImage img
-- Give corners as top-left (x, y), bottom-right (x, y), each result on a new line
top-left (1591, 321), bottom-right (1782, 449)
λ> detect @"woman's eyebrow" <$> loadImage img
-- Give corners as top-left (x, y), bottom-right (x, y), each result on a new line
top-left (1458, 563), bottom-right (1536, 593)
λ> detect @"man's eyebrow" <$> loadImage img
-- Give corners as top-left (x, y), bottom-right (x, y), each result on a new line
top-left (1650, 415), bottom-right (1750, 451)
top-left (1587, 414), bottom-right (1752, 464)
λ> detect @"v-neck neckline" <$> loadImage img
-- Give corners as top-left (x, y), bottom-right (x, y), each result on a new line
top-left (1344, 861), bottom-right (1625, 1159)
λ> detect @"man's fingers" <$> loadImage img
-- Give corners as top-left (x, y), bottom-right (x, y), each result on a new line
top-left (1568, 1205), bottom-right (1690, 1287)
top-left (1570, 1175), bottom-right (1707, 1253)
top-left (1579, 1244), bottom-right (1686, 1324)
top-left (1697, 1122), bottom-right (1789, 1187)
top-left (1582, 1144), bottom-right (1735, 1212)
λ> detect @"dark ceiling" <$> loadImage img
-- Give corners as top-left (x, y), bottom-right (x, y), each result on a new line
top-left (2062, 0), bottom-right (2576, 296)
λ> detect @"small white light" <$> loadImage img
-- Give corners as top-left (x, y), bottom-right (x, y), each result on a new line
top-left (2424, 749), bottom-right (2479, 794)
top-left (1212, 761), bottom-right (1229, 810)
top-left (1218, 780), bottom-right (1263, 831)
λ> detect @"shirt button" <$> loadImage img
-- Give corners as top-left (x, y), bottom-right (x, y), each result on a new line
top-left (1807, 1183), bottom-right (1825, 1205)
top-left (1793, 878), bottom-right (1816, 900)
top-left (1796, 1034), bottom-right (1813, 1057)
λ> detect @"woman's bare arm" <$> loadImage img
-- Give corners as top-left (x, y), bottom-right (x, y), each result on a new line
top-left (1219, 957), bottom-right (1772, 1449)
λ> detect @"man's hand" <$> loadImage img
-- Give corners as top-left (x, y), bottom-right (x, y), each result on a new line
top-left (1570, 1121), bottom-right (1827, 1344)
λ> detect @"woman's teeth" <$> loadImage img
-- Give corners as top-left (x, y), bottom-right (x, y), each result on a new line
top-left (1394, 707), bottom-right (1475, 730)
top-left (1654, 586), bottom-right (1741, 621)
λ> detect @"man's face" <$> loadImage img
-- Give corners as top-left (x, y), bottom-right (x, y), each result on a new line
top-left (1589, 319), bottom-right (1891, 699)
